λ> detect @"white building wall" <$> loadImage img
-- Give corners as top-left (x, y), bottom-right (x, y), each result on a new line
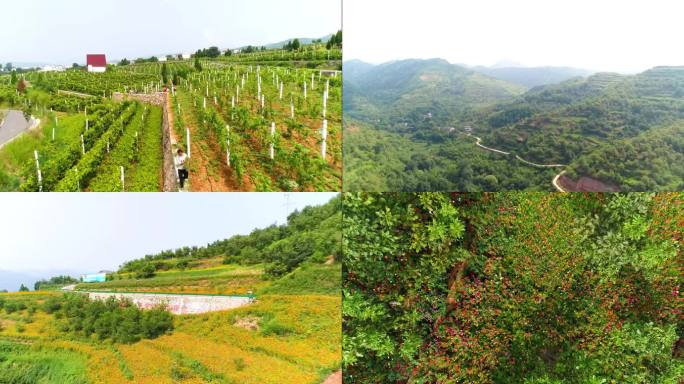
top-left (87, 65), bottom-right (106, 73)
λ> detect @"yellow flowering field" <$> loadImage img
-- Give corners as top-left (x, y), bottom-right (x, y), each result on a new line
top-left (0, 264), bottom-right (340, 384)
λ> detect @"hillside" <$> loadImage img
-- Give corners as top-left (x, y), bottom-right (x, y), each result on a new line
top-left (0, 197), bottom-right (341, 384)
top-left (344, 59), bottom-right (684, 191)
top-left (471, 65), bottom-right (593, 88)
top-left (344, 59), bottom-right (526, 125)
top-left (263, 34), bottom-right (334, 49)
top-left (0, 42), bottom-right (343, 192)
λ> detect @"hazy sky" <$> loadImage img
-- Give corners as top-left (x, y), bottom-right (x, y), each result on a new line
top-left (0, 0), bottom-right (341, 65)
top-left (345, 0), bottom-right (684, 73)
top-left (0, 193), bottom-right (336, 274)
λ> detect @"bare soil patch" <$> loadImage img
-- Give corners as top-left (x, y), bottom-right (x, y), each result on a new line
top-left (559, 175), bottom-right (620, 192)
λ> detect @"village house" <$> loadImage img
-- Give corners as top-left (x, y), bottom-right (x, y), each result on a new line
top-left (86, 54), bottom-right (107, 72)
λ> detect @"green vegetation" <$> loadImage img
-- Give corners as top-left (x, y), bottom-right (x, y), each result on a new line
top-left (345, 59), bottom-right (684, 191)
top-left (343, 192), bottom-right (684, 383)
top-left (57, 294), bottom-right (173, 344)
top-left (0, 34), bottom-right (341, 192)
top-left (0, 196), bottom-right (341, 383)
top-left (258, 263), bottom-right (341, 296)
top-left (34, 275), bottom-right (79, 291)
top-left (118, 195), bottom-right (341, 279)
top-left (0, 87), bottom-right (163, 191)
top-left (344, 121), bottom-right (556, 191)
top-left (82, 264), bottom-right (264, 295)
top-left (0, 340), bottom-right (89, 384)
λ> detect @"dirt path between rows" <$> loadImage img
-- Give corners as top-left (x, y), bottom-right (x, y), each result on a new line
top-left (322, 370), bottom-right (341, 384)
top-left (166, 94), bottom-right (179, 145)
top-left (175, 91), bottom-right (232, 192)
top-left (57, 89), bottom-right (96, 98)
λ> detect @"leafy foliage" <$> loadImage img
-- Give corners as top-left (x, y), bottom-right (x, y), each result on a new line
top-left (344, 192), bottom-right (684, 383)
top-left (119, 196), bottom-right (341, 278)
top-left (56, 293), bottom-right (173, 344)
top-left (34, 275), bottom-right (79, 291)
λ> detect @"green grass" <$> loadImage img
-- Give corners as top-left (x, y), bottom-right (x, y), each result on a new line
top-left (258, 263), bottom-right (340, 296)
top-left (0, 340), bottom-right (89, 384)
top-left (76, 264), bottom-right (266, 294)
top-left (0, 113), bottom-right (86, 191)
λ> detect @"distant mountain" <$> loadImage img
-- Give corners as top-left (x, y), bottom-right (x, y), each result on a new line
top-left (0, 269), bottom-right (83, 292)
top-left (343, 59), bottom-right (375, 79)
top-left (0, 270), bottom-right (41, 292)
top-left (261, 34), bottom-right (333, 49)
top-left (472, 66), bottom-right (594, 88)
top-left (344, 58), bottom-right (526, 124)
top-left (344, 58), bottom-right (684, 192)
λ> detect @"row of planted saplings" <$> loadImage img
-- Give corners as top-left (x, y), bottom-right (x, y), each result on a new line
top-left (31, 102), bottom-right (149, 191)
top-left (181, 65), bottom-right (335, 164)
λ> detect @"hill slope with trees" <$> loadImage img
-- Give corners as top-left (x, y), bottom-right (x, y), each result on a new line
top-left (344, 59), bottom-right (684, 191)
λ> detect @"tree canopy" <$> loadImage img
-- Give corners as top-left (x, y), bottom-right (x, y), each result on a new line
top-left (343, 192), bottom-right (684, 383)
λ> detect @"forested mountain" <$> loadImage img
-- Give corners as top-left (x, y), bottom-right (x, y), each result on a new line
top-left (344, 59), bottom-right (684, 192)
top-left (471, 65), bottom-right (593, 88)
top-left (344, 59), bottom-right (525, 124)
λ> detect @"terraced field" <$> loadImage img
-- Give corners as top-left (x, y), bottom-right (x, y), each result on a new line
top-left (0, 84), bottom-right (164, 192)
top-left (0, 45), bottom-right (342, 192)
top-left (0, 263), bottom-right (341, 384)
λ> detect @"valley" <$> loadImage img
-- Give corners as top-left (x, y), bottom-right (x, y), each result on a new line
top-left (343, 59), bottom-right (684, 191)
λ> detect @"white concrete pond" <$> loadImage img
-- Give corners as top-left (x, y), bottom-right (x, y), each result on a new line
top-left (79, 291), bottom-right (255, 315)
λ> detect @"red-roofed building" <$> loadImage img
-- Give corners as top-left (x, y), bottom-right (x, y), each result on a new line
top-left (86, 54), bottom-right (107, 73)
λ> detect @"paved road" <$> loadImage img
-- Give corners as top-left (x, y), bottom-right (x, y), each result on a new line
top-left (0, 110), bottom-right (30, 147)
top-left (552, 170), bottom-right (568, 192)
top-left (474, 136), bottom-right (511, 155)
top-left (468, 132), bottom-right (569, 191)
top-left (515, 155), bottom-right (566, 168)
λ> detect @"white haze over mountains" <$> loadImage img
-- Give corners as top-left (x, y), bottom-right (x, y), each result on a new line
top-left (0, 270), bottom-right (84, 293)
top-left (345, 0), bottom-right (684, 74)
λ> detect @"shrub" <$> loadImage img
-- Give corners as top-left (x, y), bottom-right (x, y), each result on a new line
top-left (42, 297), bottom-right (63, 314)
top-left (58, 294), bottom-right (173, 344)
top-left (4, 302), bottom-right (19, 314)
top-left (135, 264), bottom-right (156, 279)
top-left (233, 358), bottom-right (246, 371)
top-left (259, 318), bottom-right (294, 337)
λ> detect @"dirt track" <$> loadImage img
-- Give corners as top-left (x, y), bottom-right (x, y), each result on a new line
top-left (470, 133), bottom-right (569, 191)
top-left (322, 370), bottom-right (341, 384)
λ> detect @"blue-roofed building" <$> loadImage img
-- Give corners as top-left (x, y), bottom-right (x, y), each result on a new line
top-left (80, 271), bottom-right (110, 283)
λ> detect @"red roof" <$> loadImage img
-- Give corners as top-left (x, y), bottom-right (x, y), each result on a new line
top-left (86, 54), bottom-right (107, 67)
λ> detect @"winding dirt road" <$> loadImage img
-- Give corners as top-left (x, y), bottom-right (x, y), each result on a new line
top-left (474, 136), bottom-right (510, 155)
top-left (469, 133), bottom-right (568, 191)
